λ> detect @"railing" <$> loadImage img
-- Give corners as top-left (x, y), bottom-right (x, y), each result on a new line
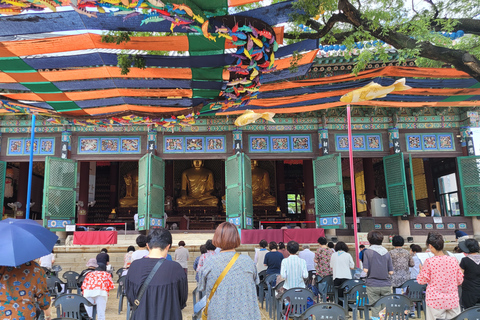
top-left (259, 220), bottom-right (315, 229)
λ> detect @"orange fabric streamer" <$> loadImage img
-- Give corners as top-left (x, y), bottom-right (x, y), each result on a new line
top-left (273, 50), bottom-right (318, 70)
top-left (0, 34), bottom-right (190, 57)
top-left (65, 89), bottom-right (192, 100)
top-left (39, 67), bottom-right (192, 82)
top-left (261, 66), bottom-right (471, 92)
top-left (79, 105), bottom-right (188, 115)
top-left (227, 0), bottom-right (261, 6)
top-left (218, 99), bottom-right (480, 115)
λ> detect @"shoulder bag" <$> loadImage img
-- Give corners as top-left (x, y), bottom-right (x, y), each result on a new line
top-left (130, 258), bottom-right (165, 317)
top-left (202, 252), bottom-right (240, 320)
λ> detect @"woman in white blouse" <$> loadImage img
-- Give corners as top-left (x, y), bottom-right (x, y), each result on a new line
top-left (330, 241), bottom-right (355, 295)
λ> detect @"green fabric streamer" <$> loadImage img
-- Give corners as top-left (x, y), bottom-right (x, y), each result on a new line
top-left (0, 57), bottom-right (36, 73)
top-left (21, 82), bottom-right (62, 93)
top-left (188, 34), bottom-right (225, 56)
top-left (192, 67), bottom-right (224, 81)
top-left (192, 88), bottom-right (221, 99)
top-left (47, 101), bottom-right (82, 112)
top-left (441, 82), bottom-right (480, 102)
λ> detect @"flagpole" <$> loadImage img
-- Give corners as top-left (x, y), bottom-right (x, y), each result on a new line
top-left (347, 105), bottom-right (360, 267)
top-left (26, 113), bottom-right (36, 220)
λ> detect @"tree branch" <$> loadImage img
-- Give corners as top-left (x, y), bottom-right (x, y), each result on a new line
top-left (423, 0), bottom-right (439, 19)
top-left (431, 18), bottom-right (480, 35)
top-left (284, 13), bottom-right (350, 40)
top-left (337, 0), bottom-right (480, 81)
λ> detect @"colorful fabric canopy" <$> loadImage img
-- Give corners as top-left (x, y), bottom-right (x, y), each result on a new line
top-left (0, 0), bottom-right (478, 128)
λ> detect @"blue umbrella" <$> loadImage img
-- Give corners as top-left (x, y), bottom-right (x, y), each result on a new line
top-left (0, 218), bottom-right (58, 267)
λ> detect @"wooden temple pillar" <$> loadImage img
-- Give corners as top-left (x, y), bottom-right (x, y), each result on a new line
top-left (109, 162), bottom-right (119, 211)
top-left (276, 161), bottom-right (287, 216)
top-left (422, 159), bottom-right (437, 205)
top-left (77, 162), bottom-right (90, 225)
top-left (165, 161), bottom-right (174, 212)
top-left (303, 159), bottom-right (315, 228)
top-left (363, 158), bottom-right (375, 217)
top-left (15, 162), bottom-right (29, 219)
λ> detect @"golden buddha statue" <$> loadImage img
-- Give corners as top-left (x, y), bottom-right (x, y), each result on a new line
top-left (119, 171), bottom-right (138, 207)
top-left (251, 160), bottom-right (276, 206)
top-left (177, 160), bottom-right (219, 207)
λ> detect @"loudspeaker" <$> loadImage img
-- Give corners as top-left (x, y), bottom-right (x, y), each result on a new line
top-left (359, 217), bottom-right (375, 233)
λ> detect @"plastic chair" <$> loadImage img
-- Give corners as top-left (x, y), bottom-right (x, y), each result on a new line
top-left (117, 276), bottom-right (127, 314)
top-left (52, 265), bottom-right (63, 277)
top-left (334, 279), bottom-right (364, 304)
top-left (452, 306), bottom-right (480, 320)
top-left (258, 270), bottom-right (267, 283)
top-left (298, 302), bottom-right (347, 320)
top-left (116, 268), bottom-right (125, 279)
top-left (262, 274), bottom-right (278, 311)
top-left (368, 294), bottom-right (412, 320)
top-left (53, 293), bottom-right (96, 320)
top-left (317, 275), bottom-right (334, 302)
top-left (270, 280), bottom-right (285, 320)
top-left (47, 275), bottom-right (66, 299)
top-left (339, 284), bottom-right (369, 320)
top-left (62, 271), bottom-right (80, 294)
top-left (276, 288), bottom-right (315, 320)
top-left (398, 279), bottom-right (426, 319)
top-left (258, 273), bottom-right (276, 309)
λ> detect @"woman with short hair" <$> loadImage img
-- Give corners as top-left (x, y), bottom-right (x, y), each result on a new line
top-left (314, 236), bottom-right (333, 278)
top-left (254, 239), bottom-right (269, 275)
top-left (459, 238), bottom-right (480, 308)
top-left (363, 230), bottom-right (394, 318)
top-left (123, 246), bottom-right (135, 269)
top-left (264, 241), bottom-right (284, 277)
top-left (199, 222), bottom-right (261, 320)
top-left (389, 235), bottom-right (414, 289)
top-left (278, 242), bottom-right (290, 259)
top-left (417, 232), bottom-right (463, 320)
top-left (330, 242), bottom-right (355, 291)
top-left (196, 239), bottom-right (217, 272)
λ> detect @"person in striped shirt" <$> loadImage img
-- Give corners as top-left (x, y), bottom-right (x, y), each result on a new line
top-left (280, 241), bottom-right (308, 290)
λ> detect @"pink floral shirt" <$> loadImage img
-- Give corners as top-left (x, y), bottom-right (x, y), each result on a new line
top-left (417, 255), bottom-right (463, 309)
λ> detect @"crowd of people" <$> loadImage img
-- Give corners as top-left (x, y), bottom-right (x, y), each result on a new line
top-left (189, 228), bottom-right (479, 320)
top-left (3, 223), bottom-right (479, 320)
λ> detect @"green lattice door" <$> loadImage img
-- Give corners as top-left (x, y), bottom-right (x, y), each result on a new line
top-left (42, 157), bottom-right (77, 231)
top-left (138, 153), bottom-right (165, 230)
top-left (383, 153), bottom-right (409, 216)
top-left (0, 161), bottom-right (6, 220)
top-left (457, 156), bottom-right (480, 216)
top-left (312, 154), bottom-right (345, 229)
top-left (225, 153), bottom-right (253, 229)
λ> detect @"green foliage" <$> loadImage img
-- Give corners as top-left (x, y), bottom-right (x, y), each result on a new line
top-left (289, 50), bottom-right (303, 72)
top-left (117, 54), bottom-right (146, 75)
top-left (101, 31), bottom-right (132, 45)
top-left (286, 0), bottom-right (480, 76)
top-left (102, 31), bottom-right (185, 75)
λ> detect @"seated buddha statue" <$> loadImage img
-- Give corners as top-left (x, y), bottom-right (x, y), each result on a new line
top-left (177, 160), bottom-right (219, 207)
top-left (251, 160), bottom-right (276, 206)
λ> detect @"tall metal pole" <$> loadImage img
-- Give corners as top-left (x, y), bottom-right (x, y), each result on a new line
top-left (26, 113), bottom-right (36, 220)
top-left (347, 105), bottom-right (360, 267)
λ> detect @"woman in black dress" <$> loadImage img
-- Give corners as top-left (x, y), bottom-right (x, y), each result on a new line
top-left (459, 239), bottom-right (480, 308)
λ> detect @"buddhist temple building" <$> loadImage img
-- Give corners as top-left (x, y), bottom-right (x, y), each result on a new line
top-left (0, 1), bottom-right (479, 242)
